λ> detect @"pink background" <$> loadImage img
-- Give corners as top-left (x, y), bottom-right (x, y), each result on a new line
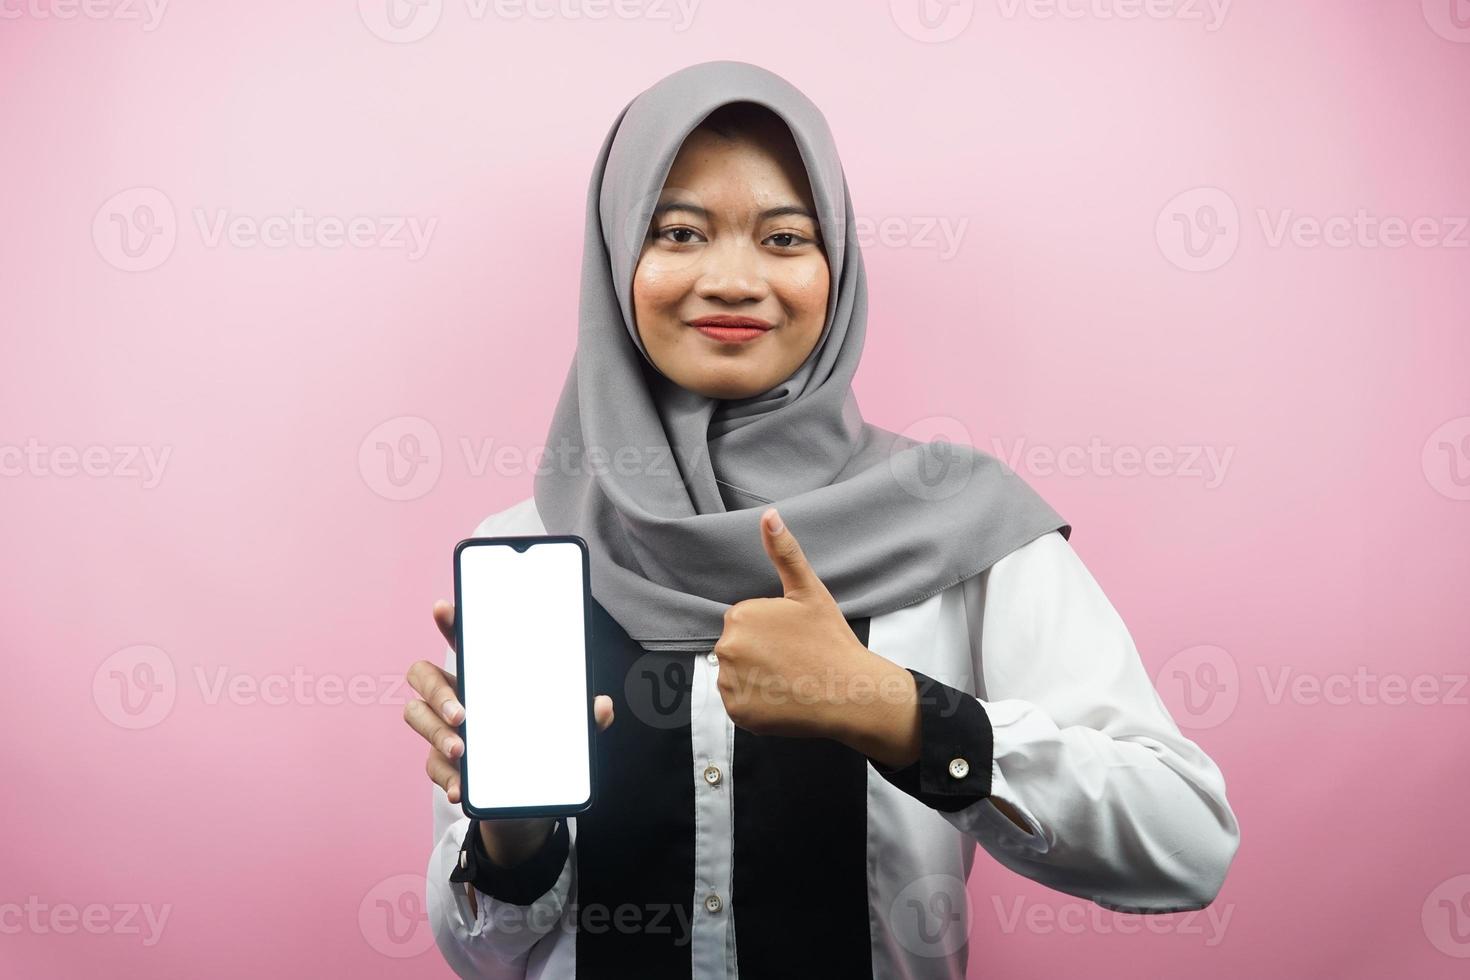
top-left (3, 1), bottom-right (1468, 977)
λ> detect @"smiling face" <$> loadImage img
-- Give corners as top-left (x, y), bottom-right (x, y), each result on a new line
top-left (632, 103), bottom-right (830, 400)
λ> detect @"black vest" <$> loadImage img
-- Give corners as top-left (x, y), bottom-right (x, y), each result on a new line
top-left (574, 596), bottom-right (874, 977)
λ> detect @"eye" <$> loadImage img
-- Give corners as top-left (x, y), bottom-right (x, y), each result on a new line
top-left (765, 232), bottom-right (815, 249)
top-left (654, 225), bottom-right (705, 245)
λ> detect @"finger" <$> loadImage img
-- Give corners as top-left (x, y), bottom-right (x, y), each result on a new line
top-left (425, 749), bottom-right (461, 803)
top-left (406, 659), bottom-right (464, 724)
top-left (433, 599), bottom-right (456, 650)
top-left (593, 694), bottom-right (615, 732)
top-left (404, 697), bottom-right (464, 759)
top-left (759, 507), bottom-right (827, 600)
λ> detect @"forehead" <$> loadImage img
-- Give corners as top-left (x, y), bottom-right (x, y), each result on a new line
top-left (659, 130), bottom-right (817, 213)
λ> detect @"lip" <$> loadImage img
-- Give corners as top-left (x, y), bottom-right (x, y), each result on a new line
top-left (688, 315), bottom-right (773, 344)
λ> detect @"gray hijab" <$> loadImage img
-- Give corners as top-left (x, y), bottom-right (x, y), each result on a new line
top-left (533, 60), bottom-right (1070, 654)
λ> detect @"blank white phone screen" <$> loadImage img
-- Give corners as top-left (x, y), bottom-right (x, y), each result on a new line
top-left (459, 541), bottom-right (590, 811)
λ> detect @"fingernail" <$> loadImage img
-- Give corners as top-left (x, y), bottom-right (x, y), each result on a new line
top-left (442, 699), bottom-right (462, 722)
top-left (444, 736), bottom-right (459, 758)
top-left (766, 509), bottom-right (784, 534)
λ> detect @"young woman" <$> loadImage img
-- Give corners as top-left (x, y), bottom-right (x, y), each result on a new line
top-left (402, 60), bottom-right (1239, 979)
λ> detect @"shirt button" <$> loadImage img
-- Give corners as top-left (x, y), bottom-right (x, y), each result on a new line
top-left (703, 765), bottom-right (722, 786)
top-left (948, 757), bottom-right (970, 779)
top-left (707, 652), bottom-right (719, 666)
top-left (704, 893), bottom-right (723, 914)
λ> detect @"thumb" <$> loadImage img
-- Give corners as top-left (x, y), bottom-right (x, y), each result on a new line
top-left (760, 507), bottom-right (828, 601)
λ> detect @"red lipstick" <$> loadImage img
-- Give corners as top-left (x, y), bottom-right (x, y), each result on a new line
top-left (689, 315), bottom-right (773, 344)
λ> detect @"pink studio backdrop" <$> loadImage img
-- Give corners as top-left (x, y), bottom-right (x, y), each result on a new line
top-left (2, 2), bottom-right (1467, 977)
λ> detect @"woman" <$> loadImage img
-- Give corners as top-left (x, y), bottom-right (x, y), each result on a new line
top-left (403, 60), bottom-right (1239, 979)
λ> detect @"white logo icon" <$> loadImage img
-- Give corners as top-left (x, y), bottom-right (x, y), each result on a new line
top-left (93, 187), bottom-right (177, 272)
top-left (359, 415), bottom-right (443, 501)
top-left (359, 0), bottom-right (443, 43)
top-left (1154, 644), bottom-right (1238, 730)
top-left (890, 0), bottom-right (975, 43)
top-left (93, 645), bottom-right (177, 730)
top-left (1156, 187), bottom-right (1240, 272)
top-left (1423, 0), bottom-right (1470, 42)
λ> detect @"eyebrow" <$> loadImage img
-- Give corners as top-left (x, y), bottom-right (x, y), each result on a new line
top-left (653, 200), bottom-right (816, 222)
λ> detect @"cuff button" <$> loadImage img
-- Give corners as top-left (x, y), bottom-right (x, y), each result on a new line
top-left (947, 757), bottom-right (970, 779)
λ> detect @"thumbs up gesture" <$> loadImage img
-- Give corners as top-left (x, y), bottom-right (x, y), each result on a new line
top-left (714, 508), bottom-right (916, 751)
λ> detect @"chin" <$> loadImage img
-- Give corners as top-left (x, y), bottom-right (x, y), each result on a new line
top-left (681, 364), bottom-right (775, 400)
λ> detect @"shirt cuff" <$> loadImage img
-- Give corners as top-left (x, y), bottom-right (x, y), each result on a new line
top-left (869, 668), bottom-right (993, 812)
top-left (448, 817), bottom-right (570, 906)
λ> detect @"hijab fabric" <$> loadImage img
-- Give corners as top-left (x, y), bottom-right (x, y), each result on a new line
top-left (533, 60), bottom-right (1070, 654)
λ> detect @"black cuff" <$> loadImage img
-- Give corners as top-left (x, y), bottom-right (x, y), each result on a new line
top-left (449, 817), bottom-right (569, 906)
top-left (870, 668), bottom-right (993, 812)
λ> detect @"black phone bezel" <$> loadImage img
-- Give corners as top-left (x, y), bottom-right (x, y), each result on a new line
top-left (451, 533), bottom-right (597, 821)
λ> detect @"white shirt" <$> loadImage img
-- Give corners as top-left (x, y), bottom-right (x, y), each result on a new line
top-left (427, 495), bottom-right (1240, 978)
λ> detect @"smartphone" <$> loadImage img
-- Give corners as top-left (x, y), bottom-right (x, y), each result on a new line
top-left (452, 534), bottom-right (597, 820)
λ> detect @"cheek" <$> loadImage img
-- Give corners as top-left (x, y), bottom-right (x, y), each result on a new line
top-left (633, 257), bottom-right (695, 364)
top-left (633, 256), bottom-right (691, 313)
top-left (776, 259), bottom-right (831, 322)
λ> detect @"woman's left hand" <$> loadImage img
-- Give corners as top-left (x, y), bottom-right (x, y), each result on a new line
top-left (713, 508), bottom-right (916, 750)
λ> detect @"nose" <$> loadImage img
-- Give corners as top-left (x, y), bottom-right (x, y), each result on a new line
top-left (693, 238), bottom-right (768, 305)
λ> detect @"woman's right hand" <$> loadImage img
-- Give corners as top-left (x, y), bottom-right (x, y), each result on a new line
top-left (405, 599), bottom-right (615, 870)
